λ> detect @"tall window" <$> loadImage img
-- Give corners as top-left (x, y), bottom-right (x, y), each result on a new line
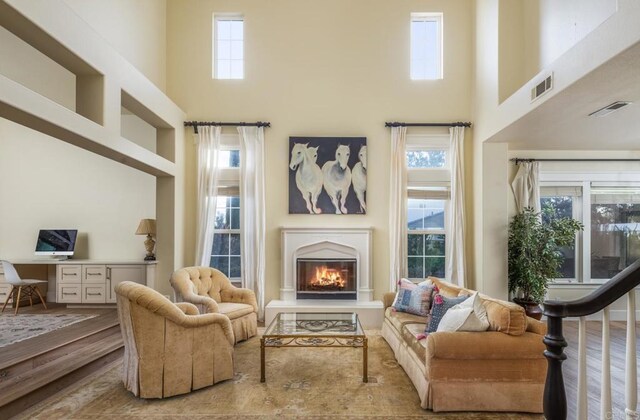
top-left (540, 174), bottom-right (640, 283)
top-left (410, 13), bottom-right (443, 80)
top-left (406, 134), bottom-right (450, 280)
top-left (213, 15), bottom-right (244, 79)
top-left (211, 133), bottom-right (242, 283)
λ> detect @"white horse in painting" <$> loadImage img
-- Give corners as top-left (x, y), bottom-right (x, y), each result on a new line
top-left (322, 144), bottom-right (352, 214)
top-left (351, 145), bottom-right (367, 213)
top-left (289, 143), bottom-right (323, 214)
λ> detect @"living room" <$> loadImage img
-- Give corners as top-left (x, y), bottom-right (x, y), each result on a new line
top-left (0, 0), bottom-right (639, 418)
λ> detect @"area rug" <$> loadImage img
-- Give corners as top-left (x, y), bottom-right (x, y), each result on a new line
top-left (18, 330), bottom-right (543, 419)
top-left (0, 314), bottom-right (98, 348)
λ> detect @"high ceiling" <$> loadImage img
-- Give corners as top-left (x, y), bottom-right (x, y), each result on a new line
top-left (490, 41), bottom-right (640, 150)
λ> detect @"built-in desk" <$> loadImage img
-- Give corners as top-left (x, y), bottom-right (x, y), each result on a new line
top-left (0, 260), bottom-right (157, 306)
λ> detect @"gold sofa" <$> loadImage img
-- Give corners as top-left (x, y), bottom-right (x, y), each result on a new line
top-left (381, 277), bottom-right (547, 413)
top-left (115, 281), bottom-right (235, 398)
top-left (170, 266), bottom-right (258, 344)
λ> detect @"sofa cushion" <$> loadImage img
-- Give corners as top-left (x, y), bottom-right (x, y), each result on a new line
top-left (217, 302), bottom-right (255, 320)
top-left (478, 294), bottom-right (527, 336)
top-left (401, 323), bottom-right (428, 361)
top-left (392, 278), bottom-right (436, 317)
top-left (436, 292), bottom-right (490, 333)
top-left (426, 294), bottom-right (469, 333)
top-left (428, 277), bottom-right (473, 298)
top-left (385, 307), bottom-right (428, 332)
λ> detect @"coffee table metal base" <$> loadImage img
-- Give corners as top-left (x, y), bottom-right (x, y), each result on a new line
top-left (260, 335), bottom-right (368, 383)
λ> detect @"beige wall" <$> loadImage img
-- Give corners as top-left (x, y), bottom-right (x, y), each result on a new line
top-left (63, 0), bottom-right (168, 91)
top-left (166, 0), bottom-right (474, 303)
top-left (0, 4), bottom-right (160, 263)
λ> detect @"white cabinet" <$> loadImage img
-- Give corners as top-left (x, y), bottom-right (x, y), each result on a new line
top-left (105, 265), bottom-right (145, 303)
top-left (54, 262), bottom-right (154, 305)
top-left (0, 267), bottom-right (11, 306)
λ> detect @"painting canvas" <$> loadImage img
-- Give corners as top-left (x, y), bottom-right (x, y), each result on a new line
top-left (289, 137), bottom-right (367, 214)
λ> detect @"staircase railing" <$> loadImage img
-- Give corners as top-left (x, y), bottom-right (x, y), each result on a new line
top-left (543, 259), bottom-right (640, 420)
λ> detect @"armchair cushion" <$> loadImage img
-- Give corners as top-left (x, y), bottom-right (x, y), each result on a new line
top-left (218, 302), bottom-right (255, 320)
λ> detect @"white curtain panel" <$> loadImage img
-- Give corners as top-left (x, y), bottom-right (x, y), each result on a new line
top-left (195, 126), bottom-right (222, 266)
top-left (446, 126), bottom-right (466, 287)
top-left (511, 161), bottom-right (541, 213)
top-left (238, 126), bottom-right (266, 320)
top-left (389, 126), bottom-right (408, 291)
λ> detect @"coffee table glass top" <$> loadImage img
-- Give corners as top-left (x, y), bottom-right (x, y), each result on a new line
top-left (264, 312), bottom-right (364, 337)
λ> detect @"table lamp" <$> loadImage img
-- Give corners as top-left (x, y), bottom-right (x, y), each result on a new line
top-left (135, 219), bottom-right (156, 261)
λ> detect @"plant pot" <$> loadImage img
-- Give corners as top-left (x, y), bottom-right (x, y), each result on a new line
top-left (513, 298), bottom-right (543, 320)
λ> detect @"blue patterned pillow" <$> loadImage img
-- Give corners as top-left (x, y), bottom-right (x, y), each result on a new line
top-left (392, 278), bottom-right (436, 317)
top-left (426, 293), bottom-right (469, 333)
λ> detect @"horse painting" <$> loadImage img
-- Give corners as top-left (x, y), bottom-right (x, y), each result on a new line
top-left (289, 143), bottom-right (323, 214)
top-left (322, 144), bottom-right (352, 214)
top-left (351, 145), bottom-right (367, 212)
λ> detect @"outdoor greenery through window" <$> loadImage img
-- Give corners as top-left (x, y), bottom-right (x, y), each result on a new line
top-left (212, 195), bottom-right (241, 279)
top-left (539, 182), bottom-right (640, 283)
top-left (407, 198), bottom-right (446, 278)
top-left (219, 149), bottom-right (240, 168)
top-left (406, 149), bottom-right (446, 168)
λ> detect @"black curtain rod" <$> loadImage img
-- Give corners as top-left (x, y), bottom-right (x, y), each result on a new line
top-left (385, 121), bottom-right (472, 128)
top-left (512, 158), bottom-right (640, 164)
top-left (184, 121), bottom-right (271, 134)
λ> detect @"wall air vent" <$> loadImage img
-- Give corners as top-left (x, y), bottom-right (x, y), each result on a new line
top-left (589, 101), bottom-right (633, 117)
top-left (530, 73), bottom-right (553, 102)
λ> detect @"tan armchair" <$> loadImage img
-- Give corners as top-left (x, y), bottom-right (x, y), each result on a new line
top-left (115, 281), bottom-right (234, 399)
top-left (170, 266), bottom-right (258, 344)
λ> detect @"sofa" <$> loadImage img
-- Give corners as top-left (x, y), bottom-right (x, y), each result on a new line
top-left (381, 277), bottom-right (547, 413)
top-left (115, 281), bottom-right (235, 398)
top-left (170, 266), bottom-right (258, 344)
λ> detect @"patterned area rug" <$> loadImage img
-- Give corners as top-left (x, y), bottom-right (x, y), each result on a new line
top-left (0, 314), bottom-right (98, 348)
top-left (19, 330), bottom-right (543, 419)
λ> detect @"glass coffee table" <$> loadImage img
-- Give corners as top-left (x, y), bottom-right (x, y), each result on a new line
top-left (261, 312), bottom-right (368, 383)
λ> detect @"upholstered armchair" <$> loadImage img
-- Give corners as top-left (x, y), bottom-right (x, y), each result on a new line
top-left (170, 266), bottom-right (258, 344)
top-left (115, 281), bottom-right (234, 399)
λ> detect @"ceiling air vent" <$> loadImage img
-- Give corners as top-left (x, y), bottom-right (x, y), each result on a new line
top-left (589, 101), bottom-right (633, 117)
top-left (531, 73), bottom-right (553, 102)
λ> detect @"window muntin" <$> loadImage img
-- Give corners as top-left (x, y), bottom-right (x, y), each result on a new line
top-left (410, 13), bottom-right (443, 80)
top-left (213, 15), bottom-right (244, 79)
top-left (212, 195), bottom-right (241, 279)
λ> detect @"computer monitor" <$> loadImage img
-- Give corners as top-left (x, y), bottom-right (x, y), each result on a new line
top-left (34, 229), bottom-right (78, 257)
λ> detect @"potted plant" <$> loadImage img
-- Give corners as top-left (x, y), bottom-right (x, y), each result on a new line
top-left (508, 207), bottom-right (583, 319)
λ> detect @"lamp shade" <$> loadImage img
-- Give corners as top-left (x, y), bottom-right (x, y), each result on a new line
top-left (135, 219), bottom-right (156, 235)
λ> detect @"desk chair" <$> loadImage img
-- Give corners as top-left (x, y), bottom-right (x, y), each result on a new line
top-left (1, 260), bottom-right (48, 315)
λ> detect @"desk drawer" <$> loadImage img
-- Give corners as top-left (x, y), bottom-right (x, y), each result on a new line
top-left (82, 284), bottom-right (106, 304)
top-left (57, 265), bottom-right (82, 284)
top-left (83, 265), bottom-right (106, 284)
top-left (58, 284), bottom-right (81, 303)
top-left (0, 285), bottom-right (12, 303)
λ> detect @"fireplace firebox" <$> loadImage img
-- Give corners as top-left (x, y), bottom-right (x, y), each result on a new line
top-left (296, 258), bottom-right (357, 300)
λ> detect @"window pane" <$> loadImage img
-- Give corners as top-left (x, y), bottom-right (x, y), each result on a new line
top-left (229, 256), bottom-right (241, 278)
top-left (214, 208), bottom-right (229, 229)
top-left (230, 233), bottom-right (241, 255)
top-left (408, 234), bottom-right (424, 255)
top-left (591, 187), bottom-right (640, 279)
top-left (229, 195), bottom-right (240, 207)
top-left (231, 208), bottom-right (240, 229)
top-left (230, 60), bottom-right (243, 79)
top-left (408, 257), bottom-right (424, 278)
top-left (230, 20), bottom-right (243, 40)
top-left (217, 20), bottom-right (231, 40)
top-left (407, 198), bottom-right (445, 230)
top-left (211, 256), bottom-right (229, 276)
top-left (540, 195), bottom-right (577, 279)
top-left (218, 150), bottom-right (240, 168)
top-left (406, 150), bottom-right (446, 168)
top-left (425, 234), bottom-right (445, 256)
top-left (231, 41), bottom-right (243, 60)
top-left (212, 233), bottom-right (229, 255)
top-left (425, 257), bottom-right (445, 277)
top-left (217, 59), bottom-right (231, 79)
top-left (217, 40), bottom-right (231, 59)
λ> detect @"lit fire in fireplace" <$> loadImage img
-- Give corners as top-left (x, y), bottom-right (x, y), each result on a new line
top-left (310, 266), bottom-right (346, 289)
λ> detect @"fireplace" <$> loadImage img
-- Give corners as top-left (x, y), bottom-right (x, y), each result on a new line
top-left (296, 258), bottom-right (357, 300)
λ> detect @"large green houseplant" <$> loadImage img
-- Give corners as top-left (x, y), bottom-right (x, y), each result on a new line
top-left (508, 207), bottom-right (583, 318)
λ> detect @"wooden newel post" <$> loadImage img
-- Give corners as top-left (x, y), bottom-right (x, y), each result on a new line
top-left (543, 315), bottom-right (568, 420)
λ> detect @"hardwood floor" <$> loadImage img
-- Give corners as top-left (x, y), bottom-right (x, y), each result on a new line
top-left (562, 320), bottom-right (639, 420)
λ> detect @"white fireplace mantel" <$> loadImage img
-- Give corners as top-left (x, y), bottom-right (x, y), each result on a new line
top-left (280, 227), bottom-right (373, 302)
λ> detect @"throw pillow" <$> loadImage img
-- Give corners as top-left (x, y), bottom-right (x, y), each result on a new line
top-left (436, 292), bottom-right (490, 332)
top-left (391, 278), bottom-right (436, 317)
top-left (426, 293), bottom-right (469, 333)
